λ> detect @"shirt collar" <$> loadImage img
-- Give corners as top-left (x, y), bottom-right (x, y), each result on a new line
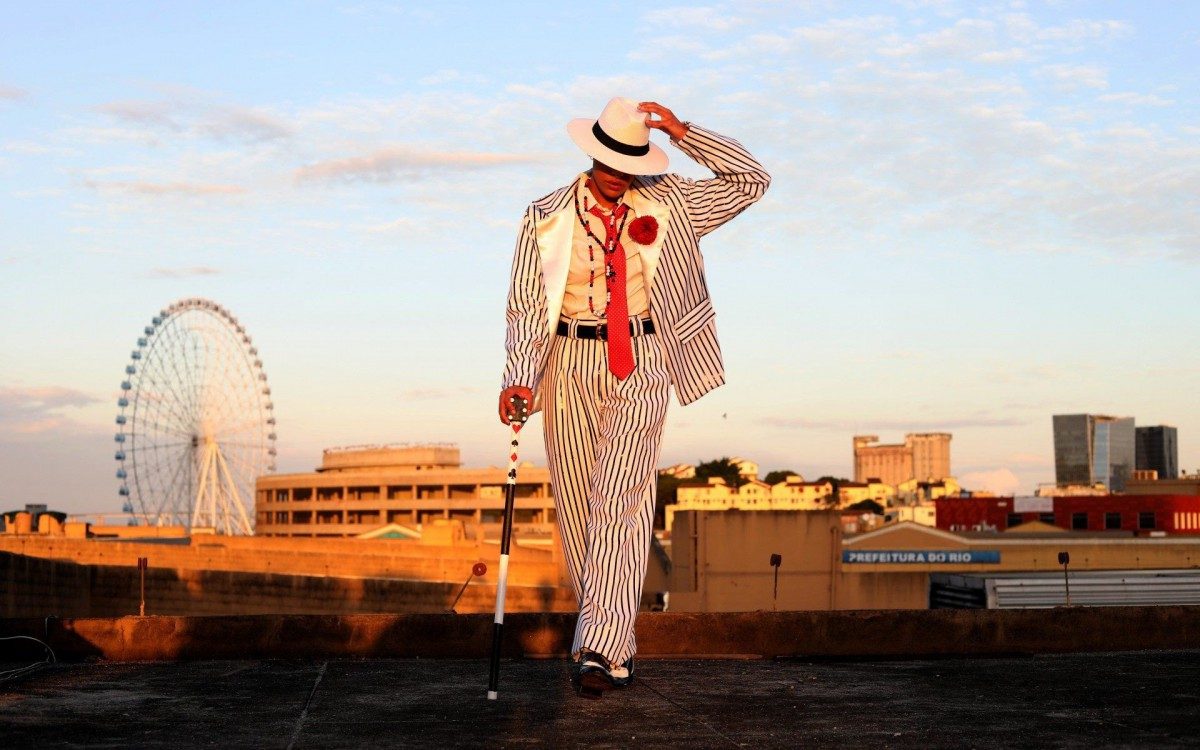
top-left (575, 172), bottom-right (638, 218)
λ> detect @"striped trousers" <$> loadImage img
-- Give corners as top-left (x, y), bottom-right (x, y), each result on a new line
top-left (542, 327), bottom-right (670, 665)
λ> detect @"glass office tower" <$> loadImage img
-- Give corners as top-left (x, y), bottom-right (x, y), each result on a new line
top-left (1053, 414), bottom-right (1136, 492)
top-left (1136, 425), bottom-right (1179, 480)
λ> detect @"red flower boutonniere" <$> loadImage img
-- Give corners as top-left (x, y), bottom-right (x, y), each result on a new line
top-left (628, 216), bottom-right (658, 245)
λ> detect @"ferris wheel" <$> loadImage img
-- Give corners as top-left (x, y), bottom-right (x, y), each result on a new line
top-left (114, 298), bottom-right (276, 534)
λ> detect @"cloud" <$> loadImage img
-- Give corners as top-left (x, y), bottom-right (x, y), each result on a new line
top-left (3, 140), bottom-right (79, 156)
top-left (84, 179), bottom-right (247, 196)
top-left (293, 147), bottom-right (533, 184)
top-left (1097, 92), bottom-right (1174, 107)
top-left (1039, 64), bottom-right (1108, 90)
top-left (361, 218), bottom-right (415, 234)
top-left (642, 6), bottom-right (748, 31)
top-left (396, 386), bottom-right (478, 400)
top-left (144, 266), bottom-right (221, 278)
top-left (197, 106), bottom-right (294, 141)
top-left (0, 386), bottom-right (101, 436)
top-left (96, 100), bottom-right (181, 129)
top-left (96, 96), bottom-right (293, 142)
top-left (0, 85), bottom-right (29, 101)
top-left (959, 468), bottom-right (1022, 496)
top-left (761, 416), bottom-right (1026, 432)
top-left (1007, 453), bottom-right (1052, 468)
top-left (419, 69), bottom-right (488, 87)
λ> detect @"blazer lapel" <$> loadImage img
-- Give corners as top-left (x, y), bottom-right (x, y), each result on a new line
top-left (535, 208), bottom-right (573, 338)
top-left (534, 177), bottom-right (672, 338)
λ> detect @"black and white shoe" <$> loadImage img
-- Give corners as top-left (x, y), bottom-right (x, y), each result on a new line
top-left (575, 650), bottom-right (633, 698)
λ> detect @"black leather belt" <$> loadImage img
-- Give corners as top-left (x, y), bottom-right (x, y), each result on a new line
top-left (557, 318), bottom-right (655, 341)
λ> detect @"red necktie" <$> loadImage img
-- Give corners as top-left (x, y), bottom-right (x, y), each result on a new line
top-left (588, 203), bottom-right (635, 380)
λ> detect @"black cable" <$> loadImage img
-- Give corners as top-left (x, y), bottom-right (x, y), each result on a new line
top-left (0, 635), bottom-right (57, 684)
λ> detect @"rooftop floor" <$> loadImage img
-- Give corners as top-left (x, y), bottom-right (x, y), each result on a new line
top-left (3, 650), bottom-right (1199, 748)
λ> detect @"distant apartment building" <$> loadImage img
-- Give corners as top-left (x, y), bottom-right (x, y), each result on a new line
top-left (1052, 414), bottom-right (1135, 492)
top-left (666, 475), bottom-right (897, 531)
top-left (1136, 426), bottom-right (1178, 480)
top-left (255, 444), bottom-right (554, 538)
top-left (853, 433), bottom-right (951, 486)
top-left (659, 463), bottom-right (696, 480)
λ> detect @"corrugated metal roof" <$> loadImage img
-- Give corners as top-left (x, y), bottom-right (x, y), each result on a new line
top-left (930, 569), bottom-right (1200, 609)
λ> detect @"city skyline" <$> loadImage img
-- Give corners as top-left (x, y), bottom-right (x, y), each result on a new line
top-left (2, 1), bottom-right (1198, 515)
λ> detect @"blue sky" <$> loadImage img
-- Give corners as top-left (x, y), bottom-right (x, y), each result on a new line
top-left (2, 1), bottom-right (1198, 514)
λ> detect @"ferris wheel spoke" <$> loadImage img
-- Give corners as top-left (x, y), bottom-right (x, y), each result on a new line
top-left (224, 444), bottom-right (264, 487)
top-left (158, 319), bottom-right (206, 427)
top-left (134, 441), bottom-right (191, 520)
top-left (136, 355), bottom-right (200, 435)
top-left (211, 416), bottom-right (270, 439)
top-left (130, 379), bottom-right (192, 438)
top-left (143, 319), bottom-right (200, 418)
top-left (154, 317), bottom-right (202, 428)
top-left (128, 417), bottom-right (195, 440)
top-left (126, 440), bottom-right (195, 452)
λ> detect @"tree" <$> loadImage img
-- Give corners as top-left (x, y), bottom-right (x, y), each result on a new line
top-left (695, 457), bottom-right (747, 488)
top-left (653, 473), bottom-right (682, 530)
top-left (816, 475), bottom-right (851, 507)
top-left (847, 499), bottom-right (885, 515)
top-left (763, 470), bottom-right (801, 485)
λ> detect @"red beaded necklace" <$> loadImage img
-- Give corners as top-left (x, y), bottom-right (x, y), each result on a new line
top-left (573, 180), bottom-right (630, 318)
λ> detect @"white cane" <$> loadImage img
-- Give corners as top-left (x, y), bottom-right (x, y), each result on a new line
top-left (487, 394), bottom-right (529, 700)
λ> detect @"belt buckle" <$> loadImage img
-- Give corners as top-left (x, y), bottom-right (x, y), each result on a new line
top-left (595, 323), bottom-right (607, 341)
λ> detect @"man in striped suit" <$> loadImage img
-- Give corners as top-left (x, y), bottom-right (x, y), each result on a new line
top-left (499, 97), bottom-right (769, 696)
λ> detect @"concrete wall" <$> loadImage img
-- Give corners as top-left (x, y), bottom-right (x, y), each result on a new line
top-left (4, 607), bottom-right (1198, 662)
top-left (668, 510), bottom-right (929, 611)
top-left (0, 533), bottom-right (567, 589)
top-left (0, 550), bottom-right (574, 618)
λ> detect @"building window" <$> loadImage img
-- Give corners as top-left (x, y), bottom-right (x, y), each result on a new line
top-left (1105, 512), bottom-right (1122, 530)
top-left (1039, 513), bottom-right (1055, 525)
top-left (1139, 511), bottom-right (1156, 530)
top-left (1006, 513), bottom-right (1022, 528)
top-left (1071, 512), bottom-right (1088, 530)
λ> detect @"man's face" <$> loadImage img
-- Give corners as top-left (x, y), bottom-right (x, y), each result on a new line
top-left (590, 159), bottom-right (635, 203)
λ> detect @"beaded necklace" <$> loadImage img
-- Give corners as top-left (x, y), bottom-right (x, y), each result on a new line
top-left (572, 180), bottom-right (630, 319)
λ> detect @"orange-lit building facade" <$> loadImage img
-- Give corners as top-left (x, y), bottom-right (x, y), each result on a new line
top-left (935, 495), bottom-right (1200, 534)
top-left (255, 445), bottom-right (554, 538)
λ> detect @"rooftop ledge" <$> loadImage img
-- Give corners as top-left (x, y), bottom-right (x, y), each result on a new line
top-left (3, 606), bottom-right (1198, 662)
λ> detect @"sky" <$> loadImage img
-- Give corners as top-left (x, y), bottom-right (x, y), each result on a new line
top-left (2, 0), bottom-right (1198, 515)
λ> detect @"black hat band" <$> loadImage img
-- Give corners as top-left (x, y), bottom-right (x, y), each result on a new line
top-left (592, 121), bottom-right (650, 157)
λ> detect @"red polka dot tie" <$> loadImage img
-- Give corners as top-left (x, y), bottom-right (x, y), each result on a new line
top-left (588, 203), bottom-right (635, 380)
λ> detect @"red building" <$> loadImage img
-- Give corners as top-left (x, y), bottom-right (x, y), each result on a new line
top-left (935, 495), bottom-right (1200, 534)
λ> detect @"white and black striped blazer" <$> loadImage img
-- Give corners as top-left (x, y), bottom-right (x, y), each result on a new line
top-left (503, 124), bottom-right (770, 408)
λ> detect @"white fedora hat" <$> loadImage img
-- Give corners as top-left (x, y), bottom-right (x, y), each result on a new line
top-left (567, 97), bottom-right (669, 176)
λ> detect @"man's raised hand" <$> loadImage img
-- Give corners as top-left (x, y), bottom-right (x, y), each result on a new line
top-left (638, 102), bottom-right (689, 141)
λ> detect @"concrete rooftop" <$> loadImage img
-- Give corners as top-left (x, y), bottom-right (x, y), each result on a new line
top-left (3, 651), bottom-right (1199, 748)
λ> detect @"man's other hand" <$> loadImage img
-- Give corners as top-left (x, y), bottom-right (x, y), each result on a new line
top-left (639, 102), bottom-right (688, 141)
top-left (498, 386), bottom-right (533, 424)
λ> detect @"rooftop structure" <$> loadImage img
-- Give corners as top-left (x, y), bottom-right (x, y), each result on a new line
top-left (255, 444), bottom-right (553, 539)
